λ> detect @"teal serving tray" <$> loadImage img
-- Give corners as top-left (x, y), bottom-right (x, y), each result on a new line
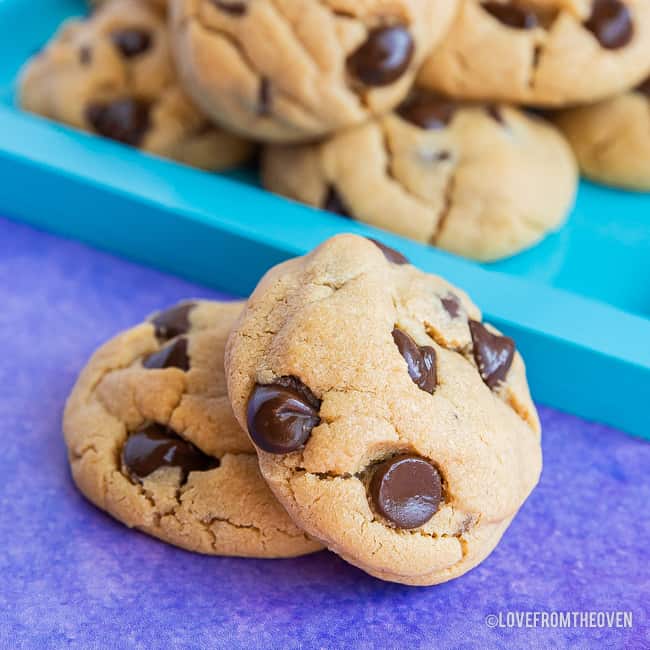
top-left (1, 0), bottom-right (649, 438)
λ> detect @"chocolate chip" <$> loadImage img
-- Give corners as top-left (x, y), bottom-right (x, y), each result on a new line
top-left (211, 0), bottom-right (247, 15)
top-left (79, 46), bottom-right (92, 65)
top-left (122, 424), bottom-right (218, 481)
top-left (247, 376), bottom-right (321, 453)
top-left (636, 76), bottom-right (650, 96)
top-left (150, 302), bottom-right (196, 341)
top-left (347, 25), bottom-right (414, 86)
top-left (143, 337), bottom-right (190, 371)
top-left (397, 95), bottom-right (457, 130)
top-left (369, 239), bottom-right (409, 265)
top-left (469, 320), bottom-right (515, 389)
top-left (584, 0), bottom-right (633, 49)
top-left (322, 187), bottom-right (351, 218)
top-left (392, 329), bottom-right (437, 394)
top-left (85, 98), bottom-right (151, 146)
top-left (370, 455), bottom-right (442, 529)
top-left (441, 293), bottom-right (461, 319)
top-left (481, 2), bottom-right (539, 29)
top-left (258, 77), bottom-right (272, 116)
top-left (111, 29), bottom-right (152, 58)
top-left (486, 105), bottom-right (506, 125)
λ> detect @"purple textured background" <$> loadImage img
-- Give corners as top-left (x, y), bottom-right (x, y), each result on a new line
top-left (1, 216), bottom-right (648, 650)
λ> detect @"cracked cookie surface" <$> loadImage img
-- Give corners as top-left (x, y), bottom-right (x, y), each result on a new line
top-left (63, 299), bottom-right (322, 558)
top-left (553, 77), bottom-right (650, 190)
top-left (20, 0), bottom-right (252, 170)
top-left (225, 235), bottom-right (542, 585)
top-left (170, 0), bottom-right (458, 142)
top-left (417, 0), bottom-right (650, 106)
top-left (262, 94), bottom-right (577, 262)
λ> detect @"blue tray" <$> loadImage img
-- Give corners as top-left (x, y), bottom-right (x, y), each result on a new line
top-left (1, 0), bottom-right (649, 438)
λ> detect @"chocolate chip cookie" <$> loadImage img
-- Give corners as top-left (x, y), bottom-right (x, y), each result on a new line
top-left (63, 300), bottom-right (321, 558)
top-left (170, 0), bottom-right (459, 142)
top-left (553, 77), bottom-right (650, 190)
top-left (418, 0), bottom-right (650, 106)
top-left (20, 0), bottom-right (252, 170)
top-left (225, 235), bottom-right (542, 585)
top-left (262, 93), bottom-right (577, 262)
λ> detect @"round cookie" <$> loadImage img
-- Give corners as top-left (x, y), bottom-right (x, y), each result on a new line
top-left (225, 235), bottom-right (542, 586)
top-left (553, 77), bottom-right (650, 190)
top-left (63, 300), bottom-right (322, 558)
top-left (262, 93), bottom-right (578, 262)
top-left (20, 0), bottom-right (252, 170)
top-left (417, 0), bottom-right (650, 107)
top-left (170, 0), bottom-right (459, 142)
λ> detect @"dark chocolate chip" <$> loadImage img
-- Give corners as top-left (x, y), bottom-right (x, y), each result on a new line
top-left (370, 455), bottom-right (442, 529)
top-left (347, 25), bottom-right (414, 86)
top-left (369, 239), bottom-right (409, 265)
top-left (111, 28), bottom-right (152, 58)
top-left (322, 187), bottom-right (351, 218)
top-left (487, 104), bottom-right (506, 125)
top-left (247, 376), bottom-right (321, 453)
top-left (441, 293), bottom-right (461, 319)
top-left (143, 337), bottom-right (190, 371)
top-left (481, 2), bottom-right (539, 29)
top-left (122, 424), bottom-right (218, 481)
top-left (469, 320), bottom-right (515, 389)
top-left (584, 0), bottom-right (633, 49)
top-left (79, 46), bottom-right (92, 65)
top-left (392, 328), bottom-right (437, 394)
top-left (150, 302), bottom-right (196, 341)
top-left (636, 76), bottom-right (650, 96)
top-left (85, 98), bottom-right (151, 146)
top-left (397, 95), bottom-right (457, 130)
top-left (258, 77), bottom-right (272, 116)
top-left (211, 0), bottom-right (247, 15)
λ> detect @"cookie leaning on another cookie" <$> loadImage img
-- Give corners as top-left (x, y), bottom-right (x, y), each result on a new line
top-left (170, 0), bottom-right (459, 142)
top-left (418, 0), bottom-right (650, 107)
top-left (63, 300), bottom-right (322, 558)
top-left (225, 235), bottom-right (542, 586)
top-left (553, 77), bottom-right (650, 191)
top-left (263, 93), bottom-right (577, 262)
top-left (20, 0), bottom-right (252, 170)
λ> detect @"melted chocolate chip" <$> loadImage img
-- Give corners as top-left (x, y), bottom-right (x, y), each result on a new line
top-left (441, 293), bottom-right (461, 319)
top-left (247, 376), bottom-right (321, 453)
top-left (211, 0), bottom-right (247, 15)
top-left (122, 424), bottom-right (218, 481)
top-left (369, 239), bottom-right (409, 265)
top-left (85, 98), bottom-right (151, 146)
top-left (584, 0), bottom-right (633, 49)
top-left (481, 2), bottom-right (539, 29)
top-left (392, 329), bottom-right (437, 394)
top-left (79, 46), bottom-right (92, 65)
top-left (322, 187), bottom-right (351, 218)
top-left (370, 455), bottom-right (442, 529)
top-left (143, 337), bottom-right (190, 371)
top-left (258, 78), bottom-right (272, 116)
top-left (469, 320), bottom-right (515, 389)
top-left (111, 28), bottom-right (152, 58)
top-left (397, 95), bottom-right (457, 130)
top-left (150, 302), bottom-right (196, 341)
top-left (347, 25), bottom-right (414, 86)
top-left (636, 76), bottom-right (650, 96)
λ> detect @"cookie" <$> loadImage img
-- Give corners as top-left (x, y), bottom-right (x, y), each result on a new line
top-left (20, 0), bottom-right (252, 170)
top-left (262, 93), bottom-right (578, 262)
top-left (417, 0), bottom-right (650, 107)
top-left (553, 77), bottom-right (650, 190)
top-left (170, 0), bottom-right (459, 142)
top-left (90, 0), bottom-right (167, 11)
top-left (63, 300), bottom-right (322, 558)
top-left (225, 235), bottom-right (542, 586)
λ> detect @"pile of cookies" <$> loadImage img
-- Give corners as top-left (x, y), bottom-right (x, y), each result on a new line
top-left (64, 234), bottom-right (542, 586)
top-left (18, 1), bottom-right (650, 263)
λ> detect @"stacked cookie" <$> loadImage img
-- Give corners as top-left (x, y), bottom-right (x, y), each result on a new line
top-left (65, 235), bottom-right (543, 586)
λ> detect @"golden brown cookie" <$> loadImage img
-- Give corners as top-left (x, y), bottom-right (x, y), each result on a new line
top-left (170, 0), bottom-right (459, 142)
top-left (263, 94), bottom-right (577, 262)
top-left (20, 0), bottom-right (252, 170)
top-left (225, 235), bottom-right (542, 585)
top-left (63, 300), bottom-right (322, 558)
top-left (418, 0), bottom-right (650, 107)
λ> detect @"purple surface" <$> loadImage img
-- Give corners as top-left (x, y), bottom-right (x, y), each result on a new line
top-left (1, 216), bottom-right (649, 650)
